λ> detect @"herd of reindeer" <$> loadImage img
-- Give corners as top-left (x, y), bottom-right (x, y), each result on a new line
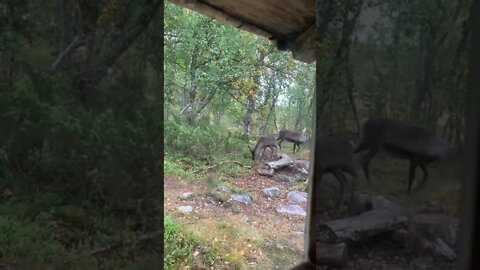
top-left (248, 118), bottom-right (456, 208)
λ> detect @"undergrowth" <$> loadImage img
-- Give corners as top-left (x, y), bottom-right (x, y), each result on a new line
top-left (164, 116), bottom-right (251, 184)
top-left (0, 71), bottom-right (162, 268)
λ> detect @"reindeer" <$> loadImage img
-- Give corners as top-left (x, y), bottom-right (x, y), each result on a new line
top-left (248, 136), bottom-right (279, 161)
top-left (313, 137), bottom-right (357, 209)
top-left (354, 118), bottom-right (455, 194)
top-left (276, 129), bottom-right (309, 154)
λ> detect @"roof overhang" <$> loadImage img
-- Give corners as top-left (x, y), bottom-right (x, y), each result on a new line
top-left (168, 0), bottom-right (316, 63)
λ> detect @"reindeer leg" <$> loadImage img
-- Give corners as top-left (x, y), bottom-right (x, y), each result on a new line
top-left (293, 144), bottom-right (297, 154)
top-left (362, 148), bottom-right (379, 182)
top-left (261, 147), bottom-right (267, 160)
top-left (417, 164), bottom-right (428, 189)
top-left (346, 170), bottom-right (356, 212)
top-left (278, 140), bottom-right (283, 150)
top-left (269, 146), bottom-right (276, 159)
top-left (407, 160), bottom-right (417, 194)
top-left (332, 169), bottom-right (346, 214)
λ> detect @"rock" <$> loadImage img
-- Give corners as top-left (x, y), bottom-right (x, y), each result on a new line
top-left (242, 215), bottom-right (249, 223)
top-left (179, 192), bottom-right (194, 200)
top-left (258, 168), bottom-right (274, 176)
top-left (177, 205), bottom-right (193, 213)
top-left (292, 160), bottom-right (309, 175)
top-left (205, 196), bottom-right (217, 204)
top-left (316, 242), bottom-right (348, 267)
top-left (292, 174), bottom-right (307, 182)
top-left (262, 239), bottom-right (277, 248)
top-left (266, 155), bottom-right (293, 169)
top-left (413, 257), bottom-right (433, 270)
top-left (231, 194), bottom-right (253, 205)
top-left (432, 238), bottom-right (457, 261)
top-left (217, 186), bottom-right (230, 193)
top-left (287, 190), bottom-right (308, 203)
top-left (411, 214), bottom-right (458, 246)
top-left (381, 264), bottom-right (403, 270)
top-left (262, 187), bottom-right (280, 198)
top-left (390, 229), bottom-right (409, 246)
top-left (276, 205), bottom-right (306, 217)
top-left (208, 191), bottom-right (229, 203)
top-left (351, 192), bottom-right (405, 215)
top-left (275, 175), bottom-right (292, 183)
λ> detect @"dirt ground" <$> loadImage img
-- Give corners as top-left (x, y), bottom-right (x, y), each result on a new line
top-left (164, 152), bottom-right (462, 270)
top-left (164, 166), bottom-right (308, 269)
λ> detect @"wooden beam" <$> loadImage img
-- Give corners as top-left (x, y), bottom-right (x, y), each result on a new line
top-left (169, 0), bottom-right (272, 38)
top-left (291, 24), bottom-right (316, 64)
top-left (168, 0), bottom-right (317, 64)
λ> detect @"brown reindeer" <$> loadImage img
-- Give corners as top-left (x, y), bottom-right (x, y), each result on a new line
top-left (276, 129), bottom-right (309, 154)
top-left (313, 137), bottom-right (357, 209)
top-left (248, 136), bottom-right (279, 160)
top-left (354, 118), bottom-right (455, 193)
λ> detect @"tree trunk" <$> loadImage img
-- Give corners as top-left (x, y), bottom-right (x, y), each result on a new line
top-left (72, 0), bottom-right (162, 104)
top-left (261, 87), bottom-right (278, 134)
top-left (411, 24), bottom-right (435, 126)
top-left (243, 94), bottom-right (255, 136)
top-left (317, 0), bottom-right (363, 134)
top-left (345, 59), bottom-right (360, 135)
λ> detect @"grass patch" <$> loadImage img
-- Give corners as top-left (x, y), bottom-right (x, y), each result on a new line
top-left (196, 217), bottom-right (263, 269)
top-left (207, 190), bottom-right (230, 203)
top-left (0, 196), bottom-right (165, 270)
top-left (353, 153), bottom-right (462, 214)
top-left (229, 186), bottom-right (252, 198)
top-left (0, 215), bottom-right (96, 270)
top-left (164, 215), bottom-right (221, 269)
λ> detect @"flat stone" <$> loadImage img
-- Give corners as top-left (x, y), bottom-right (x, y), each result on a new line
top-left (287, 190), bottom-right (308, 203)
top-left (276, 205), bottom-right (306, 217)
top-left (217, 186), bottom-right (230, 193)
top-left (177, 205), bottom-right (193, 213)
top-left (179, 192), bottom-right (194, 200)
top-left (231, 194), bottom-right (253, 205)
top-left (258, 168), bottom-right (274, 176)
top-left (263, 187), bottom-right (280, 198)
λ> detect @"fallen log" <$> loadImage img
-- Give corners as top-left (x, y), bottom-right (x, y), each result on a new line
top-left (317, 208), bottom-right (408, 244)
top-left (316, 241), bottom-right (348, 267)
top-left (265, 155), bottom-right (293, 170)
top-left (431, 238), bottom-right (457, 261)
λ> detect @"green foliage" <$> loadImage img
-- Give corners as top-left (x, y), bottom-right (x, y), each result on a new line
top-left (0, 75), bottom-right (162, 228)
top-left (0, 215), bottom-right (96, 269)
top-left (164, 116), bottom-right (249, 162)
